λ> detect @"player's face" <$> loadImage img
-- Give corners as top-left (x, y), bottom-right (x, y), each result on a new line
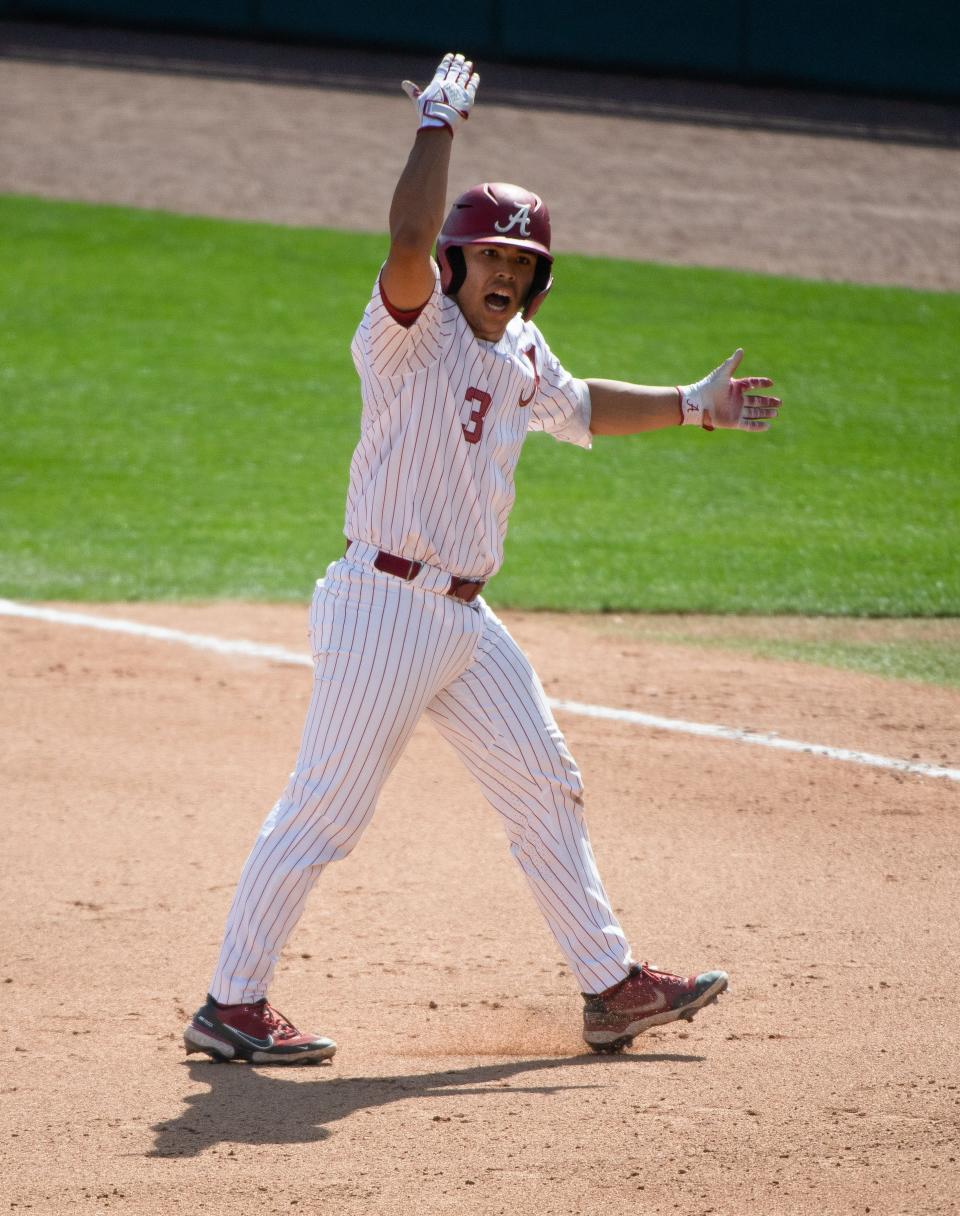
top-left (456, 243), bottom-right (538, 341)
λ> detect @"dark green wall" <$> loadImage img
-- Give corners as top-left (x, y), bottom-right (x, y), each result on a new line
top-left (3, 0), bottom-right (958, 100)
top-left (2, 0), bottom-right (255, 33)
top-left (746, 1), bottom-right (959, 99)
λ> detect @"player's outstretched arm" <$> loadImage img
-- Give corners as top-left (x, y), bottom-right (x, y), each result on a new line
top-left (587, 350), bottom-right (781, 436)
top-left (381, 52), bottom-right (480, 313)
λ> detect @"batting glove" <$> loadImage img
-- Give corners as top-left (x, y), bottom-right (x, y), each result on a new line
top-left (402, 52), bottom-right (479, 134)
top-left (679, 349), bottom-right (781, 432)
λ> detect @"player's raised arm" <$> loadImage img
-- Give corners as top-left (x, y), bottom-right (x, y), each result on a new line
top-left (587, 349), bottom-right (781, 435)
top-left (381, 53), bottom-right (480, 313)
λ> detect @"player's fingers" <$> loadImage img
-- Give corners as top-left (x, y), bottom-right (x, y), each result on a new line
top-left (466, 70), bottom-right (480, 103)
top-left (739, 418), bottom-right (771, 432)
top-left (720, 348), bottom-right (744, 377)
top-left (435, 52), bottom-right (454, 77)
top-left (736, 376), bottom-right (774, 389)
top-left (456, 58), bottom-right (476, 93)
top-left (401, 80), bottom-right (421, 100)
top-left (743, 394), bottom-right (781, 409)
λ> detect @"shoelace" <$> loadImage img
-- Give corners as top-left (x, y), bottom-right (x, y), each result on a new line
top-left (241, 1000), bottom-right (298, 1039)
top-left (643, 962), bottom-right (681, 977)
top-left (641, 962), bottom-right (684, 987)
top-left (261, 1003), bottom-right (299, 1039)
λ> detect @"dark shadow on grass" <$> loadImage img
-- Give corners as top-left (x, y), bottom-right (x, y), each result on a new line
top-left (149, 1050), bottom-right (704, 1158)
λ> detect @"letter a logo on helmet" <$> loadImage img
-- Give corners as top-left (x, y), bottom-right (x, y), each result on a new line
top-left (494, 204), bottom-right (532, 237)
top-left (436, 183), bottom-right (554, 320)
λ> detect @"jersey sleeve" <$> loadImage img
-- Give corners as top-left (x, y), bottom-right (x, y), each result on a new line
top-left (350, 261), bottom-right (445, 380)
top-left (526, 331), bottom-right (593, 450)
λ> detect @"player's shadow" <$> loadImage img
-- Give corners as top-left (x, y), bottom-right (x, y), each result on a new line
top-left (150, 1050), bottom-right (704, 1158)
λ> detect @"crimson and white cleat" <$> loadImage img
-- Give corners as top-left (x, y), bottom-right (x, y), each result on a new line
top-left (582, 962), bottom-right (729, 1054)
top-left (184, 995), bottom-right (336, 1064)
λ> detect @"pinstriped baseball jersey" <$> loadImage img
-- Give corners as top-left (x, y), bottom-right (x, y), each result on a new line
top-left (205, 252), bottom-right (636, 1015)
top-left (346, 262), bottom-right (591, 580)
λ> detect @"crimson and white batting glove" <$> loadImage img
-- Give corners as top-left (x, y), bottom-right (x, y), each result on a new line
top-left (402, 52), bottom-right (479, 134)
top-left (678, 349), bottom-right (781, 432)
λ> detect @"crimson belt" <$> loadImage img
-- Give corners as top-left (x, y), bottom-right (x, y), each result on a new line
top-left (371, 549), bottom-right (485, 603)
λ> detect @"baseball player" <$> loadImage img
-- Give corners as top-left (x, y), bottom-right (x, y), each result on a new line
top-left (184, 53), bottom-right (780, 1064)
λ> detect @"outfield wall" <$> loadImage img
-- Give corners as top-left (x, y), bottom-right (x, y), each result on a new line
top-left (2, 0), bottom-right (958, 100)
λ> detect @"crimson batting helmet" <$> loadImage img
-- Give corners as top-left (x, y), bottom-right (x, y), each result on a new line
top-left (436, 182), bottom-right (554, 320)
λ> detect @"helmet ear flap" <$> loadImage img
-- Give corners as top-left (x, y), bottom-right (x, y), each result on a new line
top-left (523, 255), bottom-right (554, 321)
top-left (443, 245), bottom-right (467, 297)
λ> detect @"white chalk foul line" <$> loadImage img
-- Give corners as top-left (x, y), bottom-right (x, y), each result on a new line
top-left (549, 698), bottom-right (960, 783)
top-left (2, 598), bottom-right (958, 784)
top-left (0, 599), bottom-right (314, 668)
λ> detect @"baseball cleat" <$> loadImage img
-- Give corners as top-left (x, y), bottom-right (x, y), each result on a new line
top-left (582, 962), bottom-right (728, 1054)
top-left (184, 995), bottom-right (336, 1064)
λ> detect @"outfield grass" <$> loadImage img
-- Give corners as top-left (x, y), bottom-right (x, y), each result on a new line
top-left (593, 616), bottom-right (960, 690)
top-left (2, 195), bottom-right (958, 621)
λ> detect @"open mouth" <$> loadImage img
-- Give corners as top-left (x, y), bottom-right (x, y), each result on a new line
top-left (484, 291), bottom-right (512, 313)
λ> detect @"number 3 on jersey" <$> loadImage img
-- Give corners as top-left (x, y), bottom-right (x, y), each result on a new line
top-left (462, 387), bottom-right (492, 445)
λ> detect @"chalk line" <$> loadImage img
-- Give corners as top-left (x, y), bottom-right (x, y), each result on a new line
top-left (1, 598), bottom-right (957, 784)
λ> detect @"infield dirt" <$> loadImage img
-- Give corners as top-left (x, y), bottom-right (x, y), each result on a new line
top-left (2, 31), bottom-right (959, 1216)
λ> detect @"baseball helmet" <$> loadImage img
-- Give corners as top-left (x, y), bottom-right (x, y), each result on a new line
top-left (436, 182), bottom-right (554, 320)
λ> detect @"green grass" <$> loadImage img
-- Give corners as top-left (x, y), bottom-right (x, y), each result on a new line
top-left (742, 638), bottom-right (960, 687)
top-left (2, 195), bottom-right (958, 620)
top-left (593, 616), bottom-right (960, 689)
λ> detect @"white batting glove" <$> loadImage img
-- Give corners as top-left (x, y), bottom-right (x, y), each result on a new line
top-left (679, 349), bottom-right (781, 432)
top-left (402, 52), bottom-right (479, 134)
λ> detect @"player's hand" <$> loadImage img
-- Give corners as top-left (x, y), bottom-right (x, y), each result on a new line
top-left (402, 52), bottom-right (479, 134)
top-left (679, 350), bottom-right (781, 432)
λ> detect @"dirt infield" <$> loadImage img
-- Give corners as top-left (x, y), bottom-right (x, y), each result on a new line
top-left (3, 603), bottom-right (959, 1215)
top-left (2, 33), bottom-right (960, 1216)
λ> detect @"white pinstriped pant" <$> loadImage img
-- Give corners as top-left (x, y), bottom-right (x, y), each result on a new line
top-left (210, 546), bottom-right (633, 1004)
